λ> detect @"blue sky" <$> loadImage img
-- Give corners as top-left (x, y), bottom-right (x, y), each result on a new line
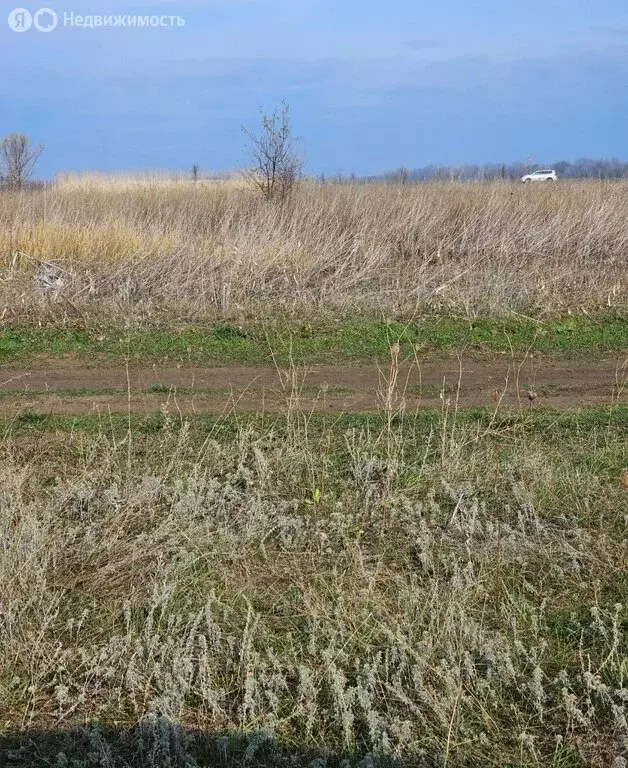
top-left (1, 0), bottom-right (627, 176)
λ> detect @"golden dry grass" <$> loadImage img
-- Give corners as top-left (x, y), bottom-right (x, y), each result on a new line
top-left (0, 179), bottom-right (625, 324)
top-left (55, 170), bottom-right (242, 190)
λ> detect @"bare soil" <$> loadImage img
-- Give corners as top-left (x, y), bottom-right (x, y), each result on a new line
top-left (0, 354), bottom-right (626, 413)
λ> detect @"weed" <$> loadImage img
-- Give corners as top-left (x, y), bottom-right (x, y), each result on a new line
top-left (0, 403), bottom-right (626, 765)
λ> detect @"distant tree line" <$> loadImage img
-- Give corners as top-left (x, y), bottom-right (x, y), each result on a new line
top-left (379, 158), bottom-right (628, 183)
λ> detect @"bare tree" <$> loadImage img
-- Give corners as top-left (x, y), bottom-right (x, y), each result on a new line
top-left (0, 133), bottom-right (44, 190)
top-left (389, 166), bottom-right (410, 185)
top-left (191, 164), bottom-right (199, 183)
top-left (243, 102), bottom-right (302, 201)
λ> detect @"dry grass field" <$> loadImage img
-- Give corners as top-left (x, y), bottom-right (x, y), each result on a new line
top-left (0, 177), bottom-right (626, 767)
top-left (0, 179), bottom-right (625, 325)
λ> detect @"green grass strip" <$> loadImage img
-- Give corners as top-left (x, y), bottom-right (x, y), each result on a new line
top-left (0, 315), bottom-right (626, 366)
top-left (3, 404), bottom-right (627, 439)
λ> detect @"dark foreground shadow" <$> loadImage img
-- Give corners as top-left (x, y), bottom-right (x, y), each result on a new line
top-left (0, 717), bottom-right (448, 767)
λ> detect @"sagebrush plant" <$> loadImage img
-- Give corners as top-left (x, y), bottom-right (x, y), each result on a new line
top-left (0, 179), bottom-right (625, 325)
top-left (0, 403), bottom-right (626, 766)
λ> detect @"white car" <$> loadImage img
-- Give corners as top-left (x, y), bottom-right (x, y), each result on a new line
top-left (520, 169), bottom-right (558, 183)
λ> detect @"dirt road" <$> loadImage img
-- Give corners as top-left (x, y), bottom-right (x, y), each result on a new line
top-left (0, 354), bottom-right (625, 413)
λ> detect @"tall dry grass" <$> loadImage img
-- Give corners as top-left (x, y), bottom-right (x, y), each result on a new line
top-left (0, 180), bottom-right (625, 325)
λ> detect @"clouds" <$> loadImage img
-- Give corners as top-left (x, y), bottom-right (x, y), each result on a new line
top-left (1, 0), bottom-right (627, 175)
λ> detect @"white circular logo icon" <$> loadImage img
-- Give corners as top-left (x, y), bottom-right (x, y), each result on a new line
top-left (34, 7), bottom-right (58, 32)
top-left (8, 8), bottom-right (33, 32)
